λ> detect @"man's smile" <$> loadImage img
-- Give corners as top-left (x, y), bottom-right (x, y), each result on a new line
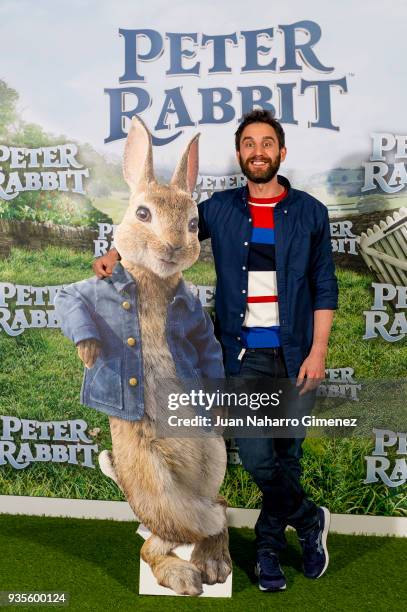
top-left (249, 158), bottom-right (271, 168)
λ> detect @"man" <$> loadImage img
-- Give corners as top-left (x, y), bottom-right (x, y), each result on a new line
top-left (94, 109), bottom-right (338, 592)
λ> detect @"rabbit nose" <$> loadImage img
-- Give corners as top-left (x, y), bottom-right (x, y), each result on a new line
top-left (166, 243), bottom-right (183, 255)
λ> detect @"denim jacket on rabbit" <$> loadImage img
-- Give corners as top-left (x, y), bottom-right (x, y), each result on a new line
top-left (54, 263), bottom-right (224, 421)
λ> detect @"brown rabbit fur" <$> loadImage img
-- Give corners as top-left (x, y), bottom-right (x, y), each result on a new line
top-left (79, 116), bottom-right (231, 596)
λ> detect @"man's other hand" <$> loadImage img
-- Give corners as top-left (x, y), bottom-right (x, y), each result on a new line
top-left (93, 248), bottom-right (120, 278)
top-left (296, 347), bottom-right (326, 396)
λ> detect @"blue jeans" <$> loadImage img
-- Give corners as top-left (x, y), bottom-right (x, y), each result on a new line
top-left (234, 347), bottom-right (319, 552)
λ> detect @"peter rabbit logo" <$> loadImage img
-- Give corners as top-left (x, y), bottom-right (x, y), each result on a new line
top-left (56, 116), bottom-right (232, 596)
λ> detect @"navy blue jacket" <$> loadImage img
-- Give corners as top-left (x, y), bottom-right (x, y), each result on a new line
top-left (198, 175), bottom-right (339, 378)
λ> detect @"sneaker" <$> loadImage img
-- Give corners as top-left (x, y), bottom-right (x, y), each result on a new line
top-left (299, 506), bottom-right (330, 579)
top-left (254, 550), bottom-right (287, 592)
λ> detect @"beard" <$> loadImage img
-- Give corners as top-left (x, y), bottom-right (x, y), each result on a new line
top-left (239, 152), bottom-right (281, 183)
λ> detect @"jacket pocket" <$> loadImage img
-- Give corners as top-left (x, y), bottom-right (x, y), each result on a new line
top-left (89, 357), bottom-right (123, 410)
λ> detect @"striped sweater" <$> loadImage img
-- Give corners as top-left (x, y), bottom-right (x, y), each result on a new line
top-left (240, 188), bottom-right (287, 348)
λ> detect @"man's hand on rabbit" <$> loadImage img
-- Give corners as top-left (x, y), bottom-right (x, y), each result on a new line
top-left (93, 248), bottom-right (120, 279)
top-left (76, 339), bottom-right (102, 368)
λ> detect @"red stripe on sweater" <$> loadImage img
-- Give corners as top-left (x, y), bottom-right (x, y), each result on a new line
top-left (247, 295), bottom-right (278, 303)
top-left (249, 204), bottom-right (274, 229)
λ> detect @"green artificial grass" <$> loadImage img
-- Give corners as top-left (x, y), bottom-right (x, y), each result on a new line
top-left (0, 515), bottom-right (406, 612)
top-left (0, 247), bottom-right (406, 515)
top-left (0, 246), bottom-right (217, 287)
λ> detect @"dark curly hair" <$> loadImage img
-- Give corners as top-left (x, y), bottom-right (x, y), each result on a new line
top-left (235, 109), bottom-right (285, 151)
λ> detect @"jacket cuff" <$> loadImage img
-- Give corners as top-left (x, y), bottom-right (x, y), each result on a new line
top-left (72, 325), bottom-right (102, 346)
top-left (313, 300), bottom-right (338, 311)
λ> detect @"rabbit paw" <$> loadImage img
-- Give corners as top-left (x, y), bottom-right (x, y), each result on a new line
top-left (156, 559), bottom-right (203, 596)
top-left (76, 339), bottom-right (101, 369)
top-left (192, 556), bottom-right (232, 585)
top-left (191, 537), bottom-right (232, 584)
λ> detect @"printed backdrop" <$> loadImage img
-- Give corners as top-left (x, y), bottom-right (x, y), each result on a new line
top-left (0, 0), bottom-right (406, 517)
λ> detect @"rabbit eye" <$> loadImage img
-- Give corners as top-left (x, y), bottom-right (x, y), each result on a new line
top-left (136, 206), bottom-right (151, 222)
top-left (188, 217), bottom-right (198, 232)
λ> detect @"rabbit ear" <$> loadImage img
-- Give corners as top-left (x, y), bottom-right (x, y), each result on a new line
top-left (123, 116), bottom-right (155, 193)
top-left (170, 133), bottom-right (200, 193)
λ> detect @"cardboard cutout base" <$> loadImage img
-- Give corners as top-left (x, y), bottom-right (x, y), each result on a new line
top-left (137, 524), bottom-right (233, 597)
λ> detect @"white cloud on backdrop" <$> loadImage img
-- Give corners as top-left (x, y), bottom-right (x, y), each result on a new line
top-left (1, 0), bottom-right (406, 177)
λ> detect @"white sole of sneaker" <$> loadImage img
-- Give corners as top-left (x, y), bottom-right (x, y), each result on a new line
top-left (258, 583), bottom-right (287, 592)
top-left (316, 506), bottom-right (331, 579)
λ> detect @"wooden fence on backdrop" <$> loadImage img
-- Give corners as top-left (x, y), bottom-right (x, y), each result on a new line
top-left (0, 220), bottom-right (97, 258)
top-left (358, 207), bottom-right (407, 285)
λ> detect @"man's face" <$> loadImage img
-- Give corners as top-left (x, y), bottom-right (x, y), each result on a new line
top-left (236, 122), bottom-right (287, 183)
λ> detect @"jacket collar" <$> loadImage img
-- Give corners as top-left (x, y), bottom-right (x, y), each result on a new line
top-left (172, 279), bottom-right (197, 312)
top-left (110, 262), bottom-right (135, 293)
top-left (238, 174), bottom-right (293, 209)
top-left (110, 262), bottom-right (196, 311)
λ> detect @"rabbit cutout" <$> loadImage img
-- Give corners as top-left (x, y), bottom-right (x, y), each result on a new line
top-left (55, 116), bottom-right (232, 596)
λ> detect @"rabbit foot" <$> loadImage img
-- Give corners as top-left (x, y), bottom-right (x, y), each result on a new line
top-left (192, 556), bottom-right (232, 585)
top-left (154, 559), bottom-right (203, 596)
top-left (191, 534), bottom-right (232, 584)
